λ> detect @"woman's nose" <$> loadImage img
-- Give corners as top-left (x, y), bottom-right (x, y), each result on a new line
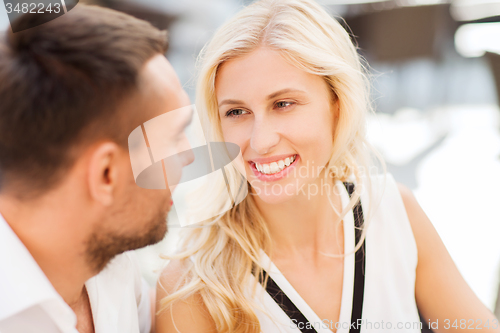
top-left (250, 115), bottom-right (280, 155)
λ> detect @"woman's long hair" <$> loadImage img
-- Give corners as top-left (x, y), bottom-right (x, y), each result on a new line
top-left (158, 0), bottom-right (386, 332)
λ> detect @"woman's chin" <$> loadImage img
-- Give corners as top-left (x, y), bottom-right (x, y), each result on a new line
top-left (250, 185), bottom-right (297, 205)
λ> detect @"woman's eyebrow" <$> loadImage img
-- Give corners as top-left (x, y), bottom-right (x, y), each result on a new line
top-left (218, 89), bottom-right (306, 107)
top-left (267, 88), bottom-right (306, 100)
top-left (218, 99), bottom-right (244, 107)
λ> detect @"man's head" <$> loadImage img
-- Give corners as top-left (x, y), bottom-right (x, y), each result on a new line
top-left (0, 5), bottom-right (192, 272)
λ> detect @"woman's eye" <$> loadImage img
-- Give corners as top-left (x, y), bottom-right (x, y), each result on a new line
top-left (225, 109), bottom-right (248, 117)
top-left (275, 101), bottom-right (294, 109)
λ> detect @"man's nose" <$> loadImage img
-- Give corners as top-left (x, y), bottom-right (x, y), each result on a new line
top-left (250, 114), bottom-right (280, 155)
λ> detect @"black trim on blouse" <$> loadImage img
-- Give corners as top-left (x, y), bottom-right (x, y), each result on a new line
top-left (257, 181), bottom-right (366, 333)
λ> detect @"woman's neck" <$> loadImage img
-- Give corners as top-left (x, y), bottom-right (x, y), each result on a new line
top-left (254, 178), bottom-right (344, 260)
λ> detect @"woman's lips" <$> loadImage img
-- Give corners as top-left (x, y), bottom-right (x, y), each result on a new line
top-left (249, 155), bottom-right (299, 182)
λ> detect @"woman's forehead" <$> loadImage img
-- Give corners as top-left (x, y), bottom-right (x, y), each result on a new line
top-left (215, 47), bottom-right (326, 101)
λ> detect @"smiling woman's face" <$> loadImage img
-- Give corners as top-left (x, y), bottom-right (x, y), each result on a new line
top-left (215, 47), bottom-right (338, 204)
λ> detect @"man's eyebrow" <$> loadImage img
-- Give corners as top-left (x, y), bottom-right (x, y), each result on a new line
top-left (218, 89), bottom-right (306, 107)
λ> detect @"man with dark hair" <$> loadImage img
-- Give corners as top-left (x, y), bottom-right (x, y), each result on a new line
top-left (0, 5), bottom-right (193, 333)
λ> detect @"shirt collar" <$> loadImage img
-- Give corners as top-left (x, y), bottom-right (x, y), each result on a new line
top-left (0, 213), bottom-right (76, 329)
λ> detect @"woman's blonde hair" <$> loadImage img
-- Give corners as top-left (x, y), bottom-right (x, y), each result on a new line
top-left (158, 0), bottom-right (385, 332)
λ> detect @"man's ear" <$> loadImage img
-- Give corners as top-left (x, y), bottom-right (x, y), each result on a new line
top-left (87, 142), bottom-right (121, 206)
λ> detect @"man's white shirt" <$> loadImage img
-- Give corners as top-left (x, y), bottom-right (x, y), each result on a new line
top-left (0, 214), bottom-right (152, 333)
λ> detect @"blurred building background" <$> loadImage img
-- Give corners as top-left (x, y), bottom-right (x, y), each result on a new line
top-left (2, 0), bottom-right (500, 319)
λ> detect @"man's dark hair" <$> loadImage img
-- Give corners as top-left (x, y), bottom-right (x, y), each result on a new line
top-left (0, 5), bottom-right (168, 198)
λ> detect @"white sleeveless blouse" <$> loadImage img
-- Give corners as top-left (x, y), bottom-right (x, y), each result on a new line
top-left (249, 173), bottom-right (421, 333)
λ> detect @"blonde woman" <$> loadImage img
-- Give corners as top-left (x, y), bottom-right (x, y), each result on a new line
top-left (155, 0), bottom-right (499, 332)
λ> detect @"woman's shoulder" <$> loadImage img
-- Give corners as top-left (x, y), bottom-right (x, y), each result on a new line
top-left (344, 170), bottom-right (398, 193)
top-left (350, 171), bottom-right (401, 210)
top-left (361, 171), bottom-right (419, 222)
top-left (360, 172), bottom-right (428, 262)
top-left (156, 259), bottom-right (217, 333)
top-left (358, 172), bottom-right (418, 246)
top-left (361, 171), bottom-right (397, 189)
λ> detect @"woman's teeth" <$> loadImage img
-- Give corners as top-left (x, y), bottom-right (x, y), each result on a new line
top-left (255, 155), bottom-right (296, 175)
